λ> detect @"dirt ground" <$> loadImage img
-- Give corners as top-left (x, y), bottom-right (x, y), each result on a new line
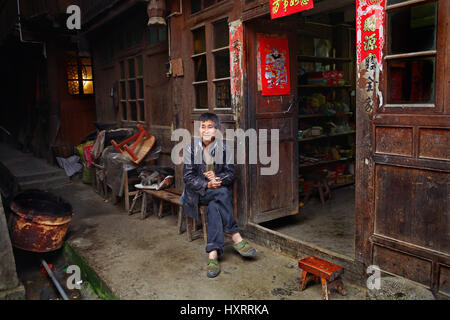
top-left (51, 180), bottom-right (367, 300)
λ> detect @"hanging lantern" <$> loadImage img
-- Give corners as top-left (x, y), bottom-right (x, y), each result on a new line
top-left (147, 0), bottom-right (166, 26)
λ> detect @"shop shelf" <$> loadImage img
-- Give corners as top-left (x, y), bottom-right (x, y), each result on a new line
top-left (297, 55), bottom-right (352, 64)
top-left (299, 157), bottom-right (354, 168)
top-left (298, 112), bottom-right (353, 119)
top-left (298, 84), bottom-right (352, 88)
top-left (297, 130), bottom-right (355, 142)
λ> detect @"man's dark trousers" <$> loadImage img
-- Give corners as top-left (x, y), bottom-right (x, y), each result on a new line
top-left (199, 187), bottom-right (238, 256)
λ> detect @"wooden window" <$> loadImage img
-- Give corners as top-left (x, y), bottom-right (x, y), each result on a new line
top-left (192, 18), bottom-right (231, 110)
top-left (384, 0), bottom-right (441, 108)
top-left (213, 19), bottom-right (230, 109)
top-left (192, 26), bottom-right (208, 109)
top-left (120, 55), bottom-right (145, 122)
top-left (66, 51), bottom-right (94, 95)
top-left (149, 27), bottom-right (167, 45)
top-left (190, 0), bottom-right (225, 14)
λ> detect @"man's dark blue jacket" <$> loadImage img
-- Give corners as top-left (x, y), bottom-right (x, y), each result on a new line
top-left (182, 139), bottom-right (235, 220)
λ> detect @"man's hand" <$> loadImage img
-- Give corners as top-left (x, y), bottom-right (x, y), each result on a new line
top-left (207, 180), bottom-right (222, 189)
top-left (203, 171), bottom-right (216, 182)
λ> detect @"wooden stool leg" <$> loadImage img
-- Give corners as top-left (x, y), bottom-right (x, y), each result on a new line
top-left (177, 206), bottom-right (183, 234)
top-left (299, 271), bottom-right (318, 291)
top-left (186, 217), bottom-right (193, 241)
top-left (152, 196), bottom-right (158, 216)
top-left (140, 192), bottom-right (147, 220)
top-left (200, 207), bottom-right (207, 245)
top-left (129, 190), bottom-right (141, 215)
top-left (318, 182), bottom-right (325, 206)
top-left (158, 199), bottom-right (163, 219)
top-left (323, 179), bottom-right (331, 200)
top-left (321, 278), bottom-right (329, 300)
top-left (124, 168), bottom-right (130, 212)
top-left (328, 278), bottom-right (346, 296)
top-left (304, 187), bottom-right (312, 203)
top-left (299, 270), bottom-right (309, 291)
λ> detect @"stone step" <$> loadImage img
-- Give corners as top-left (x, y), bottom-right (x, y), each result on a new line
top-left (19, 175), bottom-right (70, 191)
top-left (15, 168), bottom-right (67, 183)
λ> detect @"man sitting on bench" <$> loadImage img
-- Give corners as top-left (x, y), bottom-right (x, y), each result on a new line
top-left (182, 112), bottom-right (257, 278)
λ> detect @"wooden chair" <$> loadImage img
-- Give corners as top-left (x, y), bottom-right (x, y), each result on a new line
top-left (186, 181), bottom-right (238, 245)
top-left (298, 256), bottom-right (346, 300)
top-left (303, 171), bottom-right (331, 206)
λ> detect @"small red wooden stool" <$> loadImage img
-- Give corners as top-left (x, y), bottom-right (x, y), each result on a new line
top-left (298, 256), bottom-right (346, 300)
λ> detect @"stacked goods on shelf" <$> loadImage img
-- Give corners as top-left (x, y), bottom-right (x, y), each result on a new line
top-left (299, 92), bottom-right (351, 116)
top-left (298, 161), bottom-right (355, 194)
top-left (299, 145), bottom-right (354, 166)
top-left (304, 70), bottom-right (346, 86)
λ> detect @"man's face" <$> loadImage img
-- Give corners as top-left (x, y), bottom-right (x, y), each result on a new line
top-left (199, 120), bottom-right (216, 144)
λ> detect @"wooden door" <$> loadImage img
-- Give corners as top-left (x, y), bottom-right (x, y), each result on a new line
top-left (246, 18), bottom-right (299, 224)
top-left (356, 0), bottom-right (449, 296)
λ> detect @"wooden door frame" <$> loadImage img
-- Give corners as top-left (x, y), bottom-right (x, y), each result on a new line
top-left (243, 17), bottom-right (299, 224)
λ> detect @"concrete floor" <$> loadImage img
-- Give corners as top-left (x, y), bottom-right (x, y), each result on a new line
top-left (51, 181), bottom-right (366, 300)
top-left (261, 186), bottom-right (355, 259)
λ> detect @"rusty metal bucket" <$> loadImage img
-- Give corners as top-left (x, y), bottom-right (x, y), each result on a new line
top-left (8, 190), bottom-right (73, 253)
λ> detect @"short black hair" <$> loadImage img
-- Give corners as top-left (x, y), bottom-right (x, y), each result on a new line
top-left (198, 112), bottom-right (220, 129)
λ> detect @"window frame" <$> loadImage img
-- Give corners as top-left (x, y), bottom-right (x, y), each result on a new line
top-left (190, 0), bottom-right (226, 15)
top-left (381, 0), bottom-right (444, 112)
top-left (66, 51), bottom-right (94, 96)
top-left (191, 17), bottom-right (232, 112)
top-left (119, 55), bottom-right (146, 123)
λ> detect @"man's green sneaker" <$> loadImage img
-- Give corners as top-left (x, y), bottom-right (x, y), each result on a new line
top-left (207, 259), bottom-right (220, 278)
top-left (233, 240), bottom-right (257, 257)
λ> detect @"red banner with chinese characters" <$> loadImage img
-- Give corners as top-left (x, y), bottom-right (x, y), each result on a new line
top-left (271, 0), bottom-right (314, 20)
top-left (356, 0), bottom-right (385, 64)
top-left (259, 37), bottom-right (291, 96)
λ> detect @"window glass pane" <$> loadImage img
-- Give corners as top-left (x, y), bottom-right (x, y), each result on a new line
top-left (130, 102), bottom-right (137, 121)
top-left (149, 28), bottom-right (158, 44)
top-left (388, 0), bottom-right (410, 4)
top-left (128, 59), bottom-right (136, 78)
top-left (388, 2), bottom-right (437, 55)
top-left (387, 57), bottom-right (435, 104)
top-left (191, 0), bottom-right (201, 14)
top-left (193, 55), bottom-right (207, 81)
top-left (67, 65), bottom-right (78, 79)
top-left (214, 19), bottom-right (229, 49)
top-left (193, 27), bottom-right (206, 54)
top-left (138, 79), bottom-right (144, 99)
top-left (214, 50), bottom-right (230, 79)
top-left (80, 57), bottom-right (91, 65)
top-left (82, 66), bottom-right (93, 80)
top-left (137, 56), bottom-right (143, 76)
top-left (68, 81), bottom-right (79, 95)
top-left (120, 81), bottom-right (127, 100)
top-left (204, 0), bottom-right (215, 8)
top-left (83, 80), bottom-right (94, 94)
top-left (66, 51), bottom-right (77, 65)
top-left (120, 61), bottom-right (125, 79)
top-left (139, 101), bottom-right (145, 121)
top-left (215, 80), bottom-right (230, 108)
top-left (129, 80), bottom-right (136, 99)
top-left (195, 83), bottom-right (208, 109)
top-left (158, 27), bottom-right (167, 41)
top-left (122, 102), bottom-right (127, 120)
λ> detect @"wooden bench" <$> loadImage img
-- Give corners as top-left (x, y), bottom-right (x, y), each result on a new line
top-left (129, 188), bottom-right (184, 232)
top-left (298, 256), bottom-right (346, 300)
top-left (130, 182), bottom-right (238, 245)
